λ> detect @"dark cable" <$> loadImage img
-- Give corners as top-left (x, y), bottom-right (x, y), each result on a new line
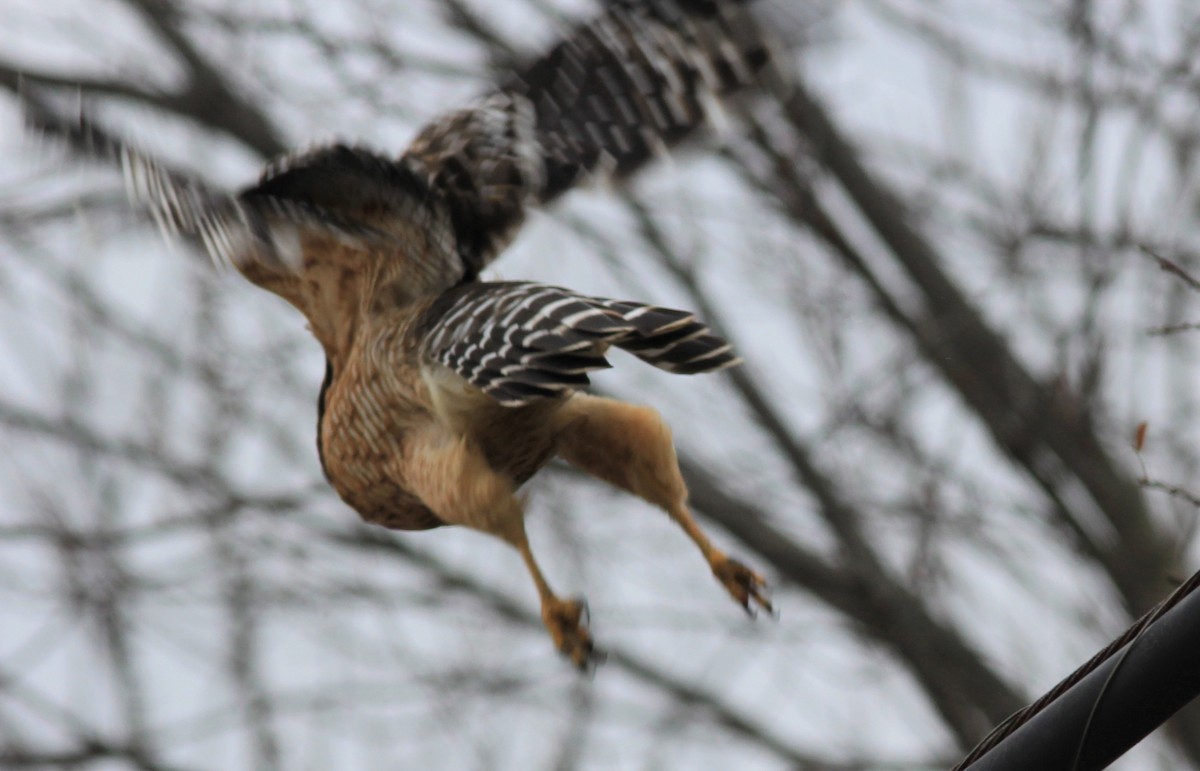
top-left (953, 568), bottom-right (1200, 770)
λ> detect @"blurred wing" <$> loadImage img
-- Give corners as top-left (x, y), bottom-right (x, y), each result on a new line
top-left (418, 281), bottom-right (738, 407)
top-left (403, 0), bottom-right (782, 276)
top-left (28, 106), bottom-right (390, 280)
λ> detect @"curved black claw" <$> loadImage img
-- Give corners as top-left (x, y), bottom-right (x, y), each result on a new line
top-left (542, 596), bottom-right (603, 672)
top-left (577, 643), bottom-right (607, 677)
top-left (712, 557), bottom-right (774, 619)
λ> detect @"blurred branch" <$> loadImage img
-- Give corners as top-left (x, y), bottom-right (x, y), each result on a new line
top-left (323, 524), bottom-right (877, 771)
top-left (1142, 245), bottom-right (1200, 293)
top-left (678, 452), bottom-right (1021, 747)
top-left (0, 741), bottom-right (195, 771)
top-left (757, 76), bottom-right (1175, 614)
top-left (0, 0), bottom-right (285, 158)
top-left (436, 0), bottom-right (520, 69)
top-left (1140, 478), bottom-right (1200, 509)
top-left (0, 398), bottom-right (320, 513)
top-left (728, 64), bottom-right (1198, 755)
top-left (119, 0), bottom-right (285, 156)
top-left (0, 67), bottom-right (163, 104)
top-left (624, 193), bottom-right (1023, 744)
top-left (1147, 322), bottom-right (1200, 337)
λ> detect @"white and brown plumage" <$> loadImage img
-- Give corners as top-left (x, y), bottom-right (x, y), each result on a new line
top-left (32, 0), bottom-right (780, 667)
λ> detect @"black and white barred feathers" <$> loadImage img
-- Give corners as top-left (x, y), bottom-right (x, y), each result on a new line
top-left (406, 0), bottom-right (785, 276)
top-left (419, 282), bottom-right (738, 406)
top-left (29, 0), bottom-right (782, 405)
top-left (31, 0), bottom-right (781, 284)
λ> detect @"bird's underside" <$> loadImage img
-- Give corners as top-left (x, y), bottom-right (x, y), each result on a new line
top-left (30, 0), bottom-right (781, 669)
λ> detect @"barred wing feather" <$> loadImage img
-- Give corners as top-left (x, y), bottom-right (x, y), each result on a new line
top-left (29, 0), bottom-right (781, 288)
top-left (27, 106), bottom-right (388, 276)
top-left (418, 282), bottom-right (739, 406)
top-left (403, 0), bottom-right (781, 276)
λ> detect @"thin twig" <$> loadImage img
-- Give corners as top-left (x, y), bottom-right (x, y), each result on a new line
top-left (1140, 478), bottom-right (1200, 509)
top-left (1147, 322), bottom-right (1200, 337)
top-left (1140, 244), bottom-right (1200, 293)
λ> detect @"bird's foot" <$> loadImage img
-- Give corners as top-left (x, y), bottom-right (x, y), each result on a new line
top-left (542, 596), bottom-right (603, 672)
top-left (711, 555), bottom-right (774, 618)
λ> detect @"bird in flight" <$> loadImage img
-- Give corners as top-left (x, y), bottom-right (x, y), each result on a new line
top-left (30, 0), bottom-right (780, 669)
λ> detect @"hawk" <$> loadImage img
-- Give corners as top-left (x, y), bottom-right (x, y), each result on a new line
top-left (31, 0), bottom-right (781, 668)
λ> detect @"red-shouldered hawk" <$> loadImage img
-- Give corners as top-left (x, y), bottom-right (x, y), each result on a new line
top-left (30, 0), bottom-right (781, 668)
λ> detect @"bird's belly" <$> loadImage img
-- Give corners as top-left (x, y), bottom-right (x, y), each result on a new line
top-left (321, 357), bottom-right (565, 529)
top-left (336, 476), bottom-right (443, 531)
top-left (321, 364), bottom-right (446, 530)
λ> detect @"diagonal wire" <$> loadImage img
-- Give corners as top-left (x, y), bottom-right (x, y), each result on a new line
top-left (953, 567), bottom-right (1200, 769)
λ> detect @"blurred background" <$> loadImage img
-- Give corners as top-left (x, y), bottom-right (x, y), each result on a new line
top-left (2, 0), bottom-right (1199, 768)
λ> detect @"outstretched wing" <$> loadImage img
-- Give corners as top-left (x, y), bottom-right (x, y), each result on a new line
top-left (26, 105), bottom-right (386, 281)
top-left (403, 0), bottom-right (782, 277)
top-left (28, 107), bottom-right (466, 308)
top-left (417, 281), bottom-right (738, 406)
top-left (28, 0), bottom-right (780, 299)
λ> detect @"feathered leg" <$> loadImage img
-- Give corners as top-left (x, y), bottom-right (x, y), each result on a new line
top-left (554, 394), bottom-right (772, 615)
top-left (401, 427), bottom-right (597, 669)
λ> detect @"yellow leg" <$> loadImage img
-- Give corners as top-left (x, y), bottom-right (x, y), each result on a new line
top-left (554, 394), bottom-right (772, 616)
top-left (513, 532), bottom-right (596, 670)
top-left (401, 428), bottom-right (598, 668)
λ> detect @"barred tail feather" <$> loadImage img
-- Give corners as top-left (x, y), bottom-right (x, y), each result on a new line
top-left (616, 319), bottom-right (740, 374)
top-left (421, 281), bottom-right (739, 406)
